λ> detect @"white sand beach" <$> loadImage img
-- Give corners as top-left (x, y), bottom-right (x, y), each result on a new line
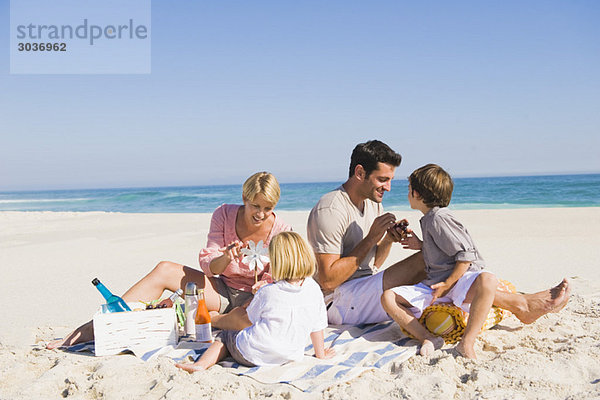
top-left (1, 208), bottom-right (599, 399)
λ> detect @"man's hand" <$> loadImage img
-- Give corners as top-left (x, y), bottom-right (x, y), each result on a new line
top-left (316, 213), bottom-right (399, 291)
top-left (367, 213), bottom-right (397, 243)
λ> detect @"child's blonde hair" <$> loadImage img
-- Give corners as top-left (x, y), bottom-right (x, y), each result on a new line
top-left (242, 172), bottom-right (281, 206)
top-left (269, 232), bottom-right (316, 281)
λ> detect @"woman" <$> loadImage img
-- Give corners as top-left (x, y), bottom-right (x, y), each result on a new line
top-left (47, 172), bottom-right (291, 349)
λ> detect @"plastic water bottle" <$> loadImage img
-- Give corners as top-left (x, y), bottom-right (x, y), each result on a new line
top-left (92, 278), bottom-right (132, 313)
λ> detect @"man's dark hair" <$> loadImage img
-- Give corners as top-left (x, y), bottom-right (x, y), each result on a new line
top-left (349, 140), bottom-right (402, 178)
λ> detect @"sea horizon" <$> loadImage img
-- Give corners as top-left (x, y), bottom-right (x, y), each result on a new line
top-left (1, 173), bottom-right (599, 213)
top-left (2, 171), bottom-right (599, 193)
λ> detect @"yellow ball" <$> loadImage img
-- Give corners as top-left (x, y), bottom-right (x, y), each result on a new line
top-left (425, 310), bottom-right (456, 336)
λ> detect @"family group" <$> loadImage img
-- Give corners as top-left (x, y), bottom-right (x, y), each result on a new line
top-left (47, 140), bottom-right (570, 369)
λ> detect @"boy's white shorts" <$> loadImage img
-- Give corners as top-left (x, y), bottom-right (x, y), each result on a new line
top-left (390, 270), bottom-right (495, 319)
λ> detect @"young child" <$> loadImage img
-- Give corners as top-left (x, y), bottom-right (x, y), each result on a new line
top-left (381, 164), bottom-right (498, 359)
top-left (176, 231), bottom-right (335, 371)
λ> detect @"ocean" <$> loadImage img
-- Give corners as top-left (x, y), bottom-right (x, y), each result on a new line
top-left (0, 174), bottom-right (598, 213)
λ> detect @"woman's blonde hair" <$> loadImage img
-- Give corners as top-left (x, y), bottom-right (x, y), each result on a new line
top-left (242, 171), bottom-right (281, 206)
top-left (269, 232), bottom-right (316, 281)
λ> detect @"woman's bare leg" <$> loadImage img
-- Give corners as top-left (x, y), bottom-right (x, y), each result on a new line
top-left (121, 261), bottom-right (221, 311)
top-left (47, 261), bottom-right (221, 349)
top-left (45, 321), bottom-right (95, 350)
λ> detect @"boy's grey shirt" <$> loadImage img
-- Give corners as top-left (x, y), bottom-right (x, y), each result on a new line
top-left (420, 207), bottom-right (485, 286)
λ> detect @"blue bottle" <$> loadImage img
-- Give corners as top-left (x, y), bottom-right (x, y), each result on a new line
top-left (92, 278), bottom-right (132, 313)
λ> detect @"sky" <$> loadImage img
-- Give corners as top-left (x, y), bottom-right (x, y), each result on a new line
top-left (1, 1), bottom-right (599, 191)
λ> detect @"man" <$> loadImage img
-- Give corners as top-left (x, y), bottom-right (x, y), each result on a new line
top-left (307, 140), bottom-right (570, 326)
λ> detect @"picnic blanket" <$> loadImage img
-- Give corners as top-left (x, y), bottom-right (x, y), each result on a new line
top-left (66, 321), bottom-right (417, 392)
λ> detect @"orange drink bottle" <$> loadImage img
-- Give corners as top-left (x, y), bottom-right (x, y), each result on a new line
top-left (194, 289), bottom-right (212, 342)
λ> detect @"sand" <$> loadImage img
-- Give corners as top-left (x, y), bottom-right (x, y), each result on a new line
top-left (1, 208), bottom-right (599, 399)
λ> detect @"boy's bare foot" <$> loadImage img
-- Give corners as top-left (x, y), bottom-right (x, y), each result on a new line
top-left (455, 340), bottom-right (477, 359)
top-left (175, 362), bottom-right (207, 373)
top-left (46, 321), bottom-right (94, 350)
top-left (419, 336), bottom-right (444, 356)
top-left (513, 279), bottom-right (571, 324)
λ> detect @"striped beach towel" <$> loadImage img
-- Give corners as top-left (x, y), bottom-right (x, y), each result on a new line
top-left (65, 321), bottom-right (416, 392)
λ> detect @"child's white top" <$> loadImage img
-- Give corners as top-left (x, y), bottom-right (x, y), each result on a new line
top-left (236, 277), bottom-right (328, 366)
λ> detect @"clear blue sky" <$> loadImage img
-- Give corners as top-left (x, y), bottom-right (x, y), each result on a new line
top-left (1, 1), bottom-right (599, 190)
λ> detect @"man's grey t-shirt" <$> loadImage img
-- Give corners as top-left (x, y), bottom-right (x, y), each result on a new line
top-left (420, 206), bottom-right (485, 286)
top-left (307, 186), bottom-right (383, 285)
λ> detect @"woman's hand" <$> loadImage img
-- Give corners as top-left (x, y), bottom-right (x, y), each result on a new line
top-left (400, 228), bottom-right (423, 250)
top-left (219, 240), bottom-right (243, 261)
top-left (210, 240), bottom-right (244, 275)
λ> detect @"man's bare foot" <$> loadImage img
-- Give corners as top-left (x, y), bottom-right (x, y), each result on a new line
top-left (419, 336), bottom-right (444, 356)
top-left (513, 279), bottom-right (571, 324)
top-left (549, 278), bottom-right (571, 313)
top-left (175, 362), bottom-right (207, 373)
top-left (46, 321), bottom-right (94, 350)
top-left (455, 340), bottom-right (477, 359)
